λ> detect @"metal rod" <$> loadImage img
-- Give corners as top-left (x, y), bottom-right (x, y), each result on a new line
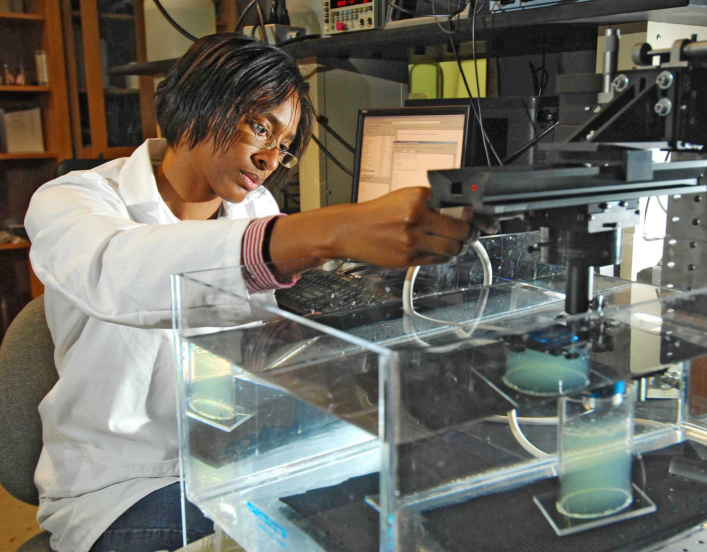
top-left (603, 28), bottom-right (619, 94)
top-left (684, 40), bottom-right (707, 59)
top-left (646, 40), bottom-right (707, 61)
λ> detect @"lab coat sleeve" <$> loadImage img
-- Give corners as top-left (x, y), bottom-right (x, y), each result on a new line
top-left (25, 174), bottom-right (261, 328)
top-left (242, 214), bottom-right (299, 292)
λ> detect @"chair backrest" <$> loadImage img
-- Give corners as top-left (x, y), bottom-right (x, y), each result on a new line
top-left (0, 296), bottom-right (57, 505)
top-left (55, 158), bottom-right (106, 178)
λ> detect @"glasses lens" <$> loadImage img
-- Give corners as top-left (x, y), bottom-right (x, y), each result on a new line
top-left (280, 152), bottom-right (298, 168)
top-left (253, 124), bottom-right (276, 149)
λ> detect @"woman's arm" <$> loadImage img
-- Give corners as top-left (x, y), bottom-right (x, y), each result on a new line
top-left (268, 187), bottom-right (494, 277)
top-left (25, 176), bottom-right (257, 327)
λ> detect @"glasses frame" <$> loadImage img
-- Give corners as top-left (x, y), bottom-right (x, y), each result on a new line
top-left (250, 121), bottom-right (298, 168)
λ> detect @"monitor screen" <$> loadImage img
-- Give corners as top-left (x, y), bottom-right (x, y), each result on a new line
top-left (352, 107), bottom-right (469, 203)
top-left (405, 96), bottom-right (561, 167)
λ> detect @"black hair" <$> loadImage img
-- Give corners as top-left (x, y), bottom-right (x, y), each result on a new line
top-left (155, 33), bottom-right (314, 191)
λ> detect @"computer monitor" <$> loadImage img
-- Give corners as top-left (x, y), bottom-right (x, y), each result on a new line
top-left (352, 106), bottom-right (470, 203)
top-left (405, 96), bottom-right (559, 167)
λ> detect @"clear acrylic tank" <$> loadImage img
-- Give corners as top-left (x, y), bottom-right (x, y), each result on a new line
top-left (172, 233), bottom-right (707, 552)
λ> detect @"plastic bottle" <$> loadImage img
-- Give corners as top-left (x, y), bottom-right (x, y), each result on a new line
top-left (35, 50), bottom-right (49, 85)
top-left (16, 64), bottom-right (26, 85)
top-left (3, 63), bottom-right (14, 85)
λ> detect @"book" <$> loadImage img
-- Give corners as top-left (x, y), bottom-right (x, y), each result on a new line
top-left (0, 107), bottom-right (45, 153)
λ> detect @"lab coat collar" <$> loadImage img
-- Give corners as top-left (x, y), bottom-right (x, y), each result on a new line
top-left (118, 139), bottom-right (168, 207)
top-left (117, 138), bottom-right (265, 221)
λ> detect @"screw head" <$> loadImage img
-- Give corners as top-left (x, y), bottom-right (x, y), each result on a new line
top-left (612, 74), bottom-right (629, 93)
top-left (656, 71), bottom-right (674, 90)
top-left (655, 98), bottom-right (673, 117)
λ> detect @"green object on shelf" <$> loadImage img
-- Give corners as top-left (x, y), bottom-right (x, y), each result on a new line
top-left (408, 63), bottom-right (441, 100)
top-left (408, 59), bottom-right (487, 101)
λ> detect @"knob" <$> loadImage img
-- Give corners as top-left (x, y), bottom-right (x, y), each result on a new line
top-left (335, 21), bottom-right (347, 31)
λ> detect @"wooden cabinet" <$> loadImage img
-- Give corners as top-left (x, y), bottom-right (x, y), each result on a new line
top-left (61, 0), bottom-right (157, 159)
top-left (0, 4), bottom-right (72, 160)
top-left (0, 0), bottom-right (72, 334)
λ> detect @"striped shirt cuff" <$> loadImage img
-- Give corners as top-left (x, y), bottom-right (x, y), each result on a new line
top-left (242, 214), bottom-right (299, 293)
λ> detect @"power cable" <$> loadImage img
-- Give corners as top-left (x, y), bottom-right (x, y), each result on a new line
top-left (449, 37), bottom-right (489, 166)
top-left (152, 0), bottom-right (198, 41)
top-left (434, 0), bottom-right (463, 35)
top-left (529, 53), bottom-right (549, 97)
top-left (237, 0), bottom-right (279, 39)
top-left (316, 115), bottom-right (356, 153)
top-left (235, 0), bottom-right (258, 32)
top-left (502, 120), bottom-right (558, 165)
top-left (439, 0), bottom-right (502, 166)
top-left (470, 0), bottom-right (503, 165)
top-left (448, 36), bottom-right (503, 167)
top-left (312, 135), bottom-right (354, 176)
top-left (254, 1), bottom-right (267, 41)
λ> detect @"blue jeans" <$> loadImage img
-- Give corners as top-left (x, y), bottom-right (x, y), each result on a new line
top-left (89, 483), bottom-right (214, 552)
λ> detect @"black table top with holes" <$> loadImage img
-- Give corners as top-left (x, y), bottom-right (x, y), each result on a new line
top-left (280, 443), bottom-right (707, 552)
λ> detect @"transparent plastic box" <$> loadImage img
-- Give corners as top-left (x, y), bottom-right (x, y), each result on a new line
top-left (172, 233), bottom-right (707, 552)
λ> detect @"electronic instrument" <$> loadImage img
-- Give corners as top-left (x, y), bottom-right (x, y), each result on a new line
top-left (322, 0), bottom-right (386, 35)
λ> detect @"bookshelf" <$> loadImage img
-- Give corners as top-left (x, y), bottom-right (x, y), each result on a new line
top-left (0, 10), bottom-right (44, 20)
top-left (0, 152), bottom-right (57, 159)
top-left (0, 84), bottom-right (52, 92)
top-left (0, 0), bottom-right (72, 335)
top-left (62, 0), bottom-right (157, 159)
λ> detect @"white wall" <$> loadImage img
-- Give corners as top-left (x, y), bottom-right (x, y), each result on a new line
top-left (144, 0), bottom-right (216, 61)
top-left (287, 0), bottom-right (323, 34)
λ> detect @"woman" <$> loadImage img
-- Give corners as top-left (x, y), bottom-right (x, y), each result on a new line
top-left (25, 34), bottom-right (485, 552)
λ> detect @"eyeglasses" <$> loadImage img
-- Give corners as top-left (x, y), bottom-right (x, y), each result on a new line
top-left (250, 121), bottom-right (298, 168)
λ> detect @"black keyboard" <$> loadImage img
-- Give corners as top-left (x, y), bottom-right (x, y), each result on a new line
top-left (275, 269), bottom-right (400, 315)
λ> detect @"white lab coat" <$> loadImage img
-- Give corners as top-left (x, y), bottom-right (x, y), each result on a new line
top-left (25, 139), bottom-right (282, 552)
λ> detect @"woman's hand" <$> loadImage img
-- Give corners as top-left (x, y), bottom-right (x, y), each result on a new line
top-left (268, 186), bottom-right (498, 273)
top-left (326, 187), bottom-right (489, 266)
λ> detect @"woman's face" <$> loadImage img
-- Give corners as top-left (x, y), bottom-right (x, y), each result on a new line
top-left (192, 94), bottom-right (302, 204)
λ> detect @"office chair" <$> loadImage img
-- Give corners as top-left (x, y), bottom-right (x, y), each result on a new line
top-left (55, 158), bottom-right (106, 178)
top-left (0, 295), bottom-right (57, 552)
